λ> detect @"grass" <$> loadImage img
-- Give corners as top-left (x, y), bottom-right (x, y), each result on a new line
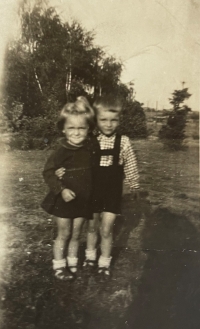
top-left (0, 136), bottom-right (199, 329)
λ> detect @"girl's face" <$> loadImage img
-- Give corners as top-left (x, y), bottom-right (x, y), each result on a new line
top-left (96, 109), bottom-right (120, 136)
top-left (63, 115), bottom-right (89, 146)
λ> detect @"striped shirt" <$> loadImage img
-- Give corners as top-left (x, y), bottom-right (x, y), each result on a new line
top-left (97, 133), bottom-right (140, 190)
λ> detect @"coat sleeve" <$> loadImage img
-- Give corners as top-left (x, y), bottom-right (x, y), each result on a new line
top-left (42, 149), bottom-right (64, 195)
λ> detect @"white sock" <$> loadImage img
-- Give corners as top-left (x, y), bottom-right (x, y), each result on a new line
top-left (52, 258), bottom-right (66, 270)
top-left (67, 256), bottom-right (78, 273)
top-left (85, 249), bottom-right (97, 261)
top-left (98, 255), bottom-right (112, 268)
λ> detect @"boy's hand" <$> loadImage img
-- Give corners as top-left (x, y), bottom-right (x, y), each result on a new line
top-left (130, 189), bottom-right (140, 201)
top-left (61, 189), bottom-right (76, 202)
top-left (55, 167), bottom-right (66, 179)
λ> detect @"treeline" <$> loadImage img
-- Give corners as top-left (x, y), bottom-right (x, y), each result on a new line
top-left (1, 0), bottom-right (147, 149)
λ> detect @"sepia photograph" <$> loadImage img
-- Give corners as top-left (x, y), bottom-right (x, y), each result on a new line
top-left (0, 0), bottom-right (199, 328)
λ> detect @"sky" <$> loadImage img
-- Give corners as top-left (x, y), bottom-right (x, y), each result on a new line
top-left (0, 0), bottom-right (199, 110)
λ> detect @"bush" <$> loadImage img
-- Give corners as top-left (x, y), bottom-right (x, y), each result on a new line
top-left (8, 115), bottom-right (61, 150)
top-left (159, 88), bottom-right (192, 150)
top-left (9, 133), bottom-right (59, 150)
top-left (119, 100), bottom-right (147, 138)
top-left (7, 97), bottom-right (63, 149)
top-left (9, 134), bottom-right (32, 150)
top-left (0, 103), bottom-right (11, 133)
top-left (1, 101), bottom-right (24, 132)
top-left (159, 109), bottom-right (188, 150)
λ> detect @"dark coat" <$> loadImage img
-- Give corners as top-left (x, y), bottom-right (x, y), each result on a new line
top-left (41, 138), bottom-right (95, 219)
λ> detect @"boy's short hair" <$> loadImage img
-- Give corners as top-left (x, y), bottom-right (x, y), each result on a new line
top-left (93, 95), bottom-right (122, 114)
top-left (57, 97), bottom-right (95, 131)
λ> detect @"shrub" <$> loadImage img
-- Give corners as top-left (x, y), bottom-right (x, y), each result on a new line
top-left (159, 87), bottom-right (192, 150)
top-left (0, 103), bottom-right (12, 133)
top-left (119, 100), bottom-right (147, 138)
top-left (159, 109), bottom-right (188, 150)
top-left (1, 101), bottom-right (24, 132)
top-left (9, 133), bottom-right (59, 150)
top-left (8, 97), bottom-right (63, 149)
top-left (8, 115), bottom-right (60, 150)
top-left (9, 133), bottom-right (31, 150)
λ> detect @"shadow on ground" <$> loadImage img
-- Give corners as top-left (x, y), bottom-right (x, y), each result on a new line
top-left (118, 207), bottom-right (200, 329)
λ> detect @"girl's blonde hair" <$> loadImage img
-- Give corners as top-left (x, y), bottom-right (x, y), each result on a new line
top-left (57, 96), bottom-right (95, 131)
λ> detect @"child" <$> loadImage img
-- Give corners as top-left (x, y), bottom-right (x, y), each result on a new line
top-left (41, 98), bottom-right (94, 280)
top-left (84, 95), bottom-right (140, 278)
top-left (56, 95), bottom-right (140, 279)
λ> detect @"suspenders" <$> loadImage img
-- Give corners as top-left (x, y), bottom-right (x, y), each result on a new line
top-left (92, 134), bottom-right (124, 213)
top-left (95, 134), bottom-right (122, 167)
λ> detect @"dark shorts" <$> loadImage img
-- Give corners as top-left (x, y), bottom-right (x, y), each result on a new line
top-left (92, 196), bottom-right (122, 214)
top-left (92, 166), bottom-right (123, 215)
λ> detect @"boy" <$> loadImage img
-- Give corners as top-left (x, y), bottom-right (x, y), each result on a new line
top-left (84, 95), bottom-right (140, 278)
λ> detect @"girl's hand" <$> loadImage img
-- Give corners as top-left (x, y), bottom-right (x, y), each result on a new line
top-left (55, 167), bottom-right (66, 179)
top-left (61, 189), bottom-right (76, 202)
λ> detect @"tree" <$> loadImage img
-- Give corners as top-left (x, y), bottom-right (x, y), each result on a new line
top-left (169, 88), bottom-right (192, 110)
top-left (4, 0), bottom-right (65, 118)
top-left (3, 0), bottom-right (125, 116)
top-left (159, 87), bottom-right (192, 150)
top-left (3, 0), bottom-right (146, 149)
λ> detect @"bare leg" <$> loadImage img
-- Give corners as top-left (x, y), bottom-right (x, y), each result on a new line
top-left (68, 217), bottom-right (85, 258)
top-left (53, 217), bottom-right (74, 280)
top-left (53, 217), bottom-right (71, 260)
top-left (100, 212), bottom-right (116, 258)
top-left (86, 213), bottom-right (99, 251)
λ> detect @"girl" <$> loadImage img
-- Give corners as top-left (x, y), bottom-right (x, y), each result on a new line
top-left (41, 98), bottom-right (94, 280)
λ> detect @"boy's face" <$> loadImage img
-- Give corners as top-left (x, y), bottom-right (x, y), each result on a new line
top-left (63, 115), bottom-right (89, 146)
top-left (97, 110), bottom-right (120, 136)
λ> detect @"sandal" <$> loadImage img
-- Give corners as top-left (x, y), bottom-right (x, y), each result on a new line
top-left (98, 267), bottom-right (111, 280)
top-left (68, 266), bottom-right (78, 275)
top-left (83, 259), bottom-right (96, 268)
top-left (54, 267), bottom-right (74, 281)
